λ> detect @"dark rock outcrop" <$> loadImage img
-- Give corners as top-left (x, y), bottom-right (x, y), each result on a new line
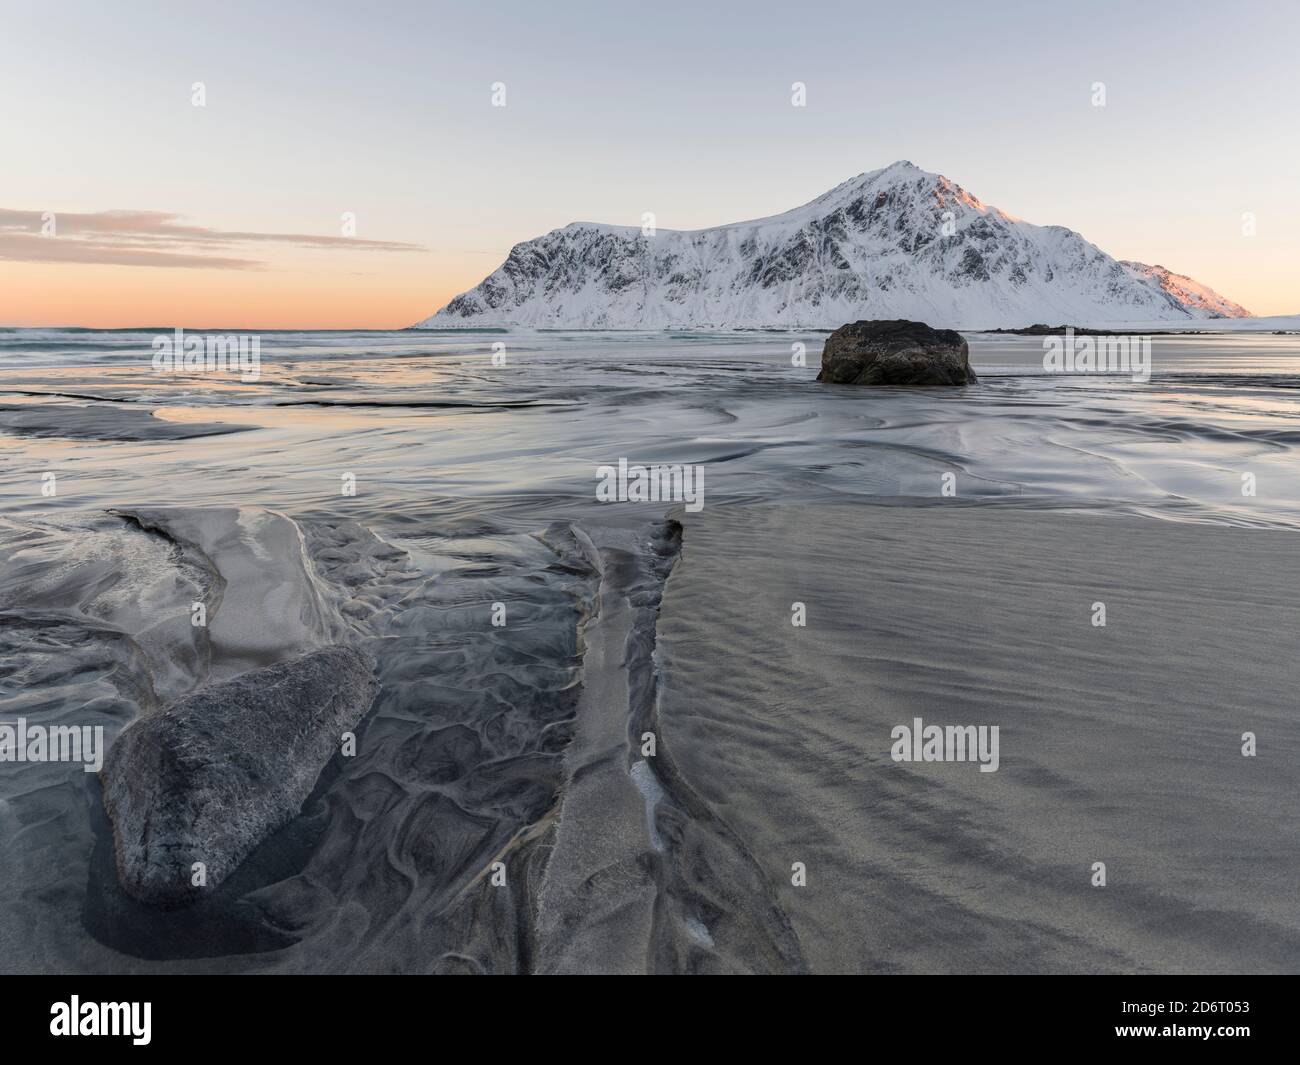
top-left (816, 319), bottom-right (978, 386)
top-left (100, 645), bottom-right (378, 907)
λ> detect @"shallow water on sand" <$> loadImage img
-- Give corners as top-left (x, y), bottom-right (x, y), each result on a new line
top-left (2, 329), bottom-right (1300, 526)
top-left (1, 329), bottom-right (1299, 973)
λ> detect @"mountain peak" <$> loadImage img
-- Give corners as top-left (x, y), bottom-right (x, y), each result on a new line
top-left (882, 158), bottom-right (924, 174)
top-left (836, 159), bottom-right (934, 191)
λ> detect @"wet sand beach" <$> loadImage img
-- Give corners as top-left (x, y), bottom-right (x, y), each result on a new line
top-left (1, 330), bottom-right (1299, 973)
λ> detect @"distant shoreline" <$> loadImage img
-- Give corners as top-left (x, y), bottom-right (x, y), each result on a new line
top-left (3, 317), bottom-right (1299, 336)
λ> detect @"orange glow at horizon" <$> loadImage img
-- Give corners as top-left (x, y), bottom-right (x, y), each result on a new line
top-left (2, 246), bottom-right (1296, 328)
top-left (0, 261), bottom-right (465, 330)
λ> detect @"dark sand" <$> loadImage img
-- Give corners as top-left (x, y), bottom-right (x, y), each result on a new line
top-left (649, 505), bottom-right (1300, 972)
top-left (3, 332), bottom-right (1300, 973)
top-left (0, 402), bottom-right (250, 440)
top-left (4, 503), bottom-right (1298, 972)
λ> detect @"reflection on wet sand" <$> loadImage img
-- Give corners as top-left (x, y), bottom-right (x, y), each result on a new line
top-left (1, 330), bottom-right (1299, 972)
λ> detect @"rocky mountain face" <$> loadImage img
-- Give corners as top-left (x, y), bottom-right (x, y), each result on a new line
top-left (416, 161), bottom-right (1250, 330)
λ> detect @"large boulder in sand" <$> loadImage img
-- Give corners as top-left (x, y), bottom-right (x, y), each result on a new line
top-left (816, 320), bottom-right (977, 386)
top-left (100, 645), bottom-right (378, 907)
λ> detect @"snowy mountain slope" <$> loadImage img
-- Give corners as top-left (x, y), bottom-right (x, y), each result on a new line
top-left (1119, 261), bottom-right (1250, 318)
top-left (414, 161), bottom-right (1250, 330)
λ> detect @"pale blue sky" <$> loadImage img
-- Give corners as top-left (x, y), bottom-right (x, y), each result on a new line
top-left (3, 0), bottom-right (1296, 324)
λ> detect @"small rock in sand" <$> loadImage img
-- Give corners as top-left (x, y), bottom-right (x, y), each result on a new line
top-left (100, 645), bottom-right (379, 907)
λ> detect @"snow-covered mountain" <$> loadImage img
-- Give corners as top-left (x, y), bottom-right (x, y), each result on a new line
top-left (415, 161), bottom-right (1250, 330)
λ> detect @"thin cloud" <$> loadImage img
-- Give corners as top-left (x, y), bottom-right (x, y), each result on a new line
top-left (0, 208), bottom-right (427, 269)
